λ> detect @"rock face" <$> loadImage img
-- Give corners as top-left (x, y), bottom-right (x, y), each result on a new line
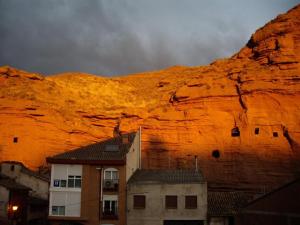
top-left (1, 5), bottom-right (300, 190)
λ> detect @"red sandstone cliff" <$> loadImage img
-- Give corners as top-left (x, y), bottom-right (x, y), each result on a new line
top-left (1, 5), bottom-right (300, 190)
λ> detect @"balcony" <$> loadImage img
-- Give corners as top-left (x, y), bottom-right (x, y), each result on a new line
top-left (102, 209), bottom-right (118, 220)
top-left (103, 179), bottom-right (119, 192)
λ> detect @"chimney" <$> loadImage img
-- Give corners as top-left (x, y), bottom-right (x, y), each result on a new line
top-left (113, 121), bottom-right (121, 138)
top-left (122, 134), bottom-right (129, 144)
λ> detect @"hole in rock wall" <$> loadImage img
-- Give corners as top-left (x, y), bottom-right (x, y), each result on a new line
top-left (273, 132), bottom-right (278, 137)
top-left (212, 150), bottom-right (220, 159)
top-left (231, 127), bottom-right (240, 137)
top-left (255, 128), bottom-right (259, 135)
top-left (13, 137), bottom-right (18, 143)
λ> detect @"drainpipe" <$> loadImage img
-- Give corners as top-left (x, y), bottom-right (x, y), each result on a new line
top-left (96, 167), bottom-right (103, 220)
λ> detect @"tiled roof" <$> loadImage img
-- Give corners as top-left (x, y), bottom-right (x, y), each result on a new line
top-left (128, 169), bottom-right (205, 184)
top-left (0, 173), bottom-right (31, 191)
top-left (47, 132), bottom-right (136, 162)
top-left (208, 191), bottom-right (256, 216)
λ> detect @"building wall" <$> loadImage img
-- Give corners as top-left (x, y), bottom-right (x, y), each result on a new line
top-left (127, 182), bottom-right (207, 225)
top-left (49, 163), bottom-right (127, 225)
top-left (236, 179), bottom-right (300, 225)
top-left (0, 186), bottom-right (9, 218)
top-left (0, 162), bottom-right (49, 200)
top-left (126, 130), bottom-right (141, 182)
top-left (80, 164), bottom-right (127, 225)
top-left (49, 164), bottom-right (82, 217)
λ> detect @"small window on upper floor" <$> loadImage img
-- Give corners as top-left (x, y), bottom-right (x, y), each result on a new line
top-left (255, 128), bottom-right (259, 135)
top-left (273, 132), bottom-right (278, 137)
top-left (67, 175), bottom-right (81, 188)
top-left (165, 196), bottom-right (177, 209)
top-left (13, 137), bottom-right (18, 143)
top-left (104, 168), bottom-right (119, 180)
top-left (105, 145), bottom-right (119, 152)
top-left (185, 196), bottom-right (197, 209)
top-left (134, 195), bottom-right (145, 209)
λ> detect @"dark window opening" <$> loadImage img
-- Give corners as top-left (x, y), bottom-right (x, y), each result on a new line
top-left (212, 150), bottom-right (220, 159)
top-left (255, 128), bottom-right (259, 135)
top-left (10, 165), bottom-right (15, 171)
top-left (185, 196), bottom-right (197, 209)
top-left (273, 132), bottom-right (278, 137)
top-left (231, 127), bottom-right (240, 137)
top-left (165, 196), bottom-right (177, 209)
top-left (134, 195), bottom-right (145, 209)
top-left (13, 137), bottom-right (18, 143)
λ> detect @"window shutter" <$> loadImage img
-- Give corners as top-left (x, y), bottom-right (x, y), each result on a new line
top-left (165, 196), bottom-right (177, 209)
top-left (185, 196), bottom-right (197, 209)
top-left (133, 195), bottom-right (145, 209)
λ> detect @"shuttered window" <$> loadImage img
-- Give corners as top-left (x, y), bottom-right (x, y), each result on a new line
top-left (133, 195), bottom-right (145, 209)
top-left (165, 195), bottom-right (177, 209)
top-left (185, 196), bottom-right (197, 209)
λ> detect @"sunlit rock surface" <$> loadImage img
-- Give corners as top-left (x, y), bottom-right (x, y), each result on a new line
top-left (1, 5), bottom-right (300, 190)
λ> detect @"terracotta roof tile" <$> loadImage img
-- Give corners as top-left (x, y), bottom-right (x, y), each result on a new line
top-left (208, 191), bottom-right (256, 216)
top-left (128, 169), bottom-right (205, 184)
top-left (48, 132), bottom-right (136, 162)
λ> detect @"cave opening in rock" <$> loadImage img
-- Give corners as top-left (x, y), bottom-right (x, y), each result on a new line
top-left (13, 137), bottom-right (18, 143)
top-left (231, 127), bottom-right (240, 137)
top-left (255, 128), bottom-right (259, 135)
top-left (212, 150), bottom-right (220, 159)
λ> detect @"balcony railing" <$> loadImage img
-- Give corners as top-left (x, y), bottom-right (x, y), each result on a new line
top-left (103, 179), bottom-right (119, 191)
top-left (102, 208), bottom-right (118, 220)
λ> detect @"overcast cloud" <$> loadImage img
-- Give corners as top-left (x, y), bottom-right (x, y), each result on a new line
top-left (0, 0), bottom-right (299, 76)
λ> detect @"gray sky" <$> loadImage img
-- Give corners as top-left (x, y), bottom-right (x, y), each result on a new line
top-left (0, 0), bottom-right (299, 76)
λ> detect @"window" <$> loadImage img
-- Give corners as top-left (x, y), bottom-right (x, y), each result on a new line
top-left (104, 169), bottom-right (119, 180)
top-left (103, 168), bottom-right (119, 190)
top-left (255, 128), bottom-right (259, 135)
top-left (231, 127), bottom-right (240, 137)
top-left (52, 206), bottom-right (65, 216)
top-left (53, 179), bottom-right (67, 188)
top-left (103, 200), bottom-right (118, 216)
top-left (68, 175), bottom-right (81, 188)
top-left (13, 137), bottom-right (18, 143)
top-left (165, 196), bottom-right (177, 209)
top-left (105, 145), bottom-right (119, 152)
top-left (185, 196), bottom-right (197, 209)
top-left (273, 132), bottom-right (278, 137)
top-left (133, 195), bottom-right (145, 209)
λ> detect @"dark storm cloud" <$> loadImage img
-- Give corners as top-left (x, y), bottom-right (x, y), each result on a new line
top-left (0, 0), bottom-right (299, 76)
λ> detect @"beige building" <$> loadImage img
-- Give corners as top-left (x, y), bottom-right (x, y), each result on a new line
top-left (0, 161), bottom-right (49, 224)
top-left (127, 169), bottom-right (207, 225)
top-left (47, 130), bottom-right (141, 225)
top-left (0, 161), bottom-right (49, 200)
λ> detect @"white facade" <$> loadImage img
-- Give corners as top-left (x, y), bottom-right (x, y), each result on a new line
top-left (49, 164), bottom-right (82, 217)
top-left (126, 129), bottom-right (141, 181)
